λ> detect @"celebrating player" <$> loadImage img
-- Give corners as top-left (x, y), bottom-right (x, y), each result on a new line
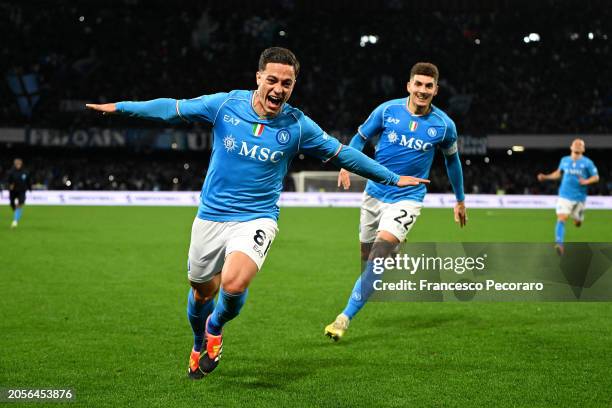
top-left (537, 138), bottom-right (599, 255)
top-left (7, 158), bottom-right (31, 229)
top-left (86, 47), bottom-right (428, 379)
top-left (324, 62), bottom-right (466, 341)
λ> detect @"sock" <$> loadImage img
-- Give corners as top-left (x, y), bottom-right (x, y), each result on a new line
top-left (186, 288), bottom-right (215, 352)
top-left (14, 208), bottom-right (22, 222)
top-left (555, 220), bottom-right (565, 244)
top-left (206, 288), bottom-right (248, 336)
top-left (342, 260), bottom-right (378, 320)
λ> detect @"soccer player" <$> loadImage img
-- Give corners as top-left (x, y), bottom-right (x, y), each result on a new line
top-left (86, 47), bottom-right (429, 379)
top-left (537, 138), bottom-right (599, 255)
top-left (324, 62), bottom-right (466, 341)
top-left (7, 158), bottom-right (31, 229)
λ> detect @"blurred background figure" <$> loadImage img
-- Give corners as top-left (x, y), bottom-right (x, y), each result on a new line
top-left (6, 158), bottom-right (31, 228)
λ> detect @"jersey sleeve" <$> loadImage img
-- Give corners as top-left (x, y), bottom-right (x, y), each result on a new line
top-left (357, 103), bottom-right (387, 141)
top-left (587, 160), bottom-right (599, 177)
top-left (439, 120), bottom-right (458, 156)
top-left (558, 158), bottom-right (566, 172)
top-left (176, 93), bottom-right (228, 124)
top-left (298, 115), bottom-right (343, 162)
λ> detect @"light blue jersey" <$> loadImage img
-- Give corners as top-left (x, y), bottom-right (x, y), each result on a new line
top-left (175, 90), bottom-right (344, 222)
top-left (357, 98), bottom-right (458, 203)
top-left (558, 155), bottom-right (598, 202)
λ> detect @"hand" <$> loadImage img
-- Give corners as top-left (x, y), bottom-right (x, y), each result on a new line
top-left (85, 103), bottom-right (117, 115)
top-left (397, 176), bottom-right (430, 187)
top-left (337, 169), bottom-right (351, 190)
top-left (537, 173), bottom-right (546, 182)
top-left (578, 177), bottom-right (589, 186)
top-left (454, 201), bottom-right (467, 228)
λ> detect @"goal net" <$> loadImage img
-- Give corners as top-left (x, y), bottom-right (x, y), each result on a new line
top-left (291, 171), bottom-right (367, 192)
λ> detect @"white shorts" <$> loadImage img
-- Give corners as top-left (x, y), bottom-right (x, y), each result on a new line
top-left (556, 198), bottom-right (586, 221)
top-left (359, 193), bottom-right (423, 243)
top-left (187, 217), bottom-right (278, 283)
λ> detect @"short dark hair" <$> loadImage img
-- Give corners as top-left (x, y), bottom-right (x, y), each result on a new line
top-left (258, 47), bottom-right (300, 77)
top-left (410, 62), bottom-right (439, 82)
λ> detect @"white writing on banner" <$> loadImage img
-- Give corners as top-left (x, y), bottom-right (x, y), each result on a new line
top-left (9, 191), bottom-right (612, 209)
top-left (28, 128), bottom-right (126, 147)
top-left (458, 135), bottom-right (487, 155)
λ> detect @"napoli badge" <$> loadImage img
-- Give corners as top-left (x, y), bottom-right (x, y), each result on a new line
top-left (427, 127), bottom-right (438, 137)
top-left (276, 129), bottom-right (291, 145)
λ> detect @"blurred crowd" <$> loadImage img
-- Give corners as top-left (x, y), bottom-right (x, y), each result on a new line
top-left (1, 149), bottom-right (609, 196)
top-left (1, 0), bottom-right (611, 134)
top-left (1, 0), bottom-right (610, 196)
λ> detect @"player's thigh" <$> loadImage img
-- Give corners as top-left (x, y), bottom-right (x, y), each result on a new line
top-left (571, 201), bottom-right (586, 222)
top-left (18, 192), bottom-right (26, 206)
top-left (220, 252), bottom-right (259, 293)
top-left (359, 193), bottom-right (384, 243)
top-left (556, 198), bottom-right (573, 217)
top-left (378, 200), bottom-right (423, 242)
top-left (223, 218), bottom-right (279, 289)
top-left (187, 217), bottom-right (229, 284)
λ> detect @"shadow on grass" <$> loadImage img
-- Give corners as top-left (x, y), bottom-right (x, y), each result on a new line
top-left (209, 355), bottom-right (348, 390)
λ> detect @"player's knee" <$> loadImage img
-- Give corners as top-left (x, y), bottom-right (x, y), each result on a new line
top-left (360, 243), bottom-right (373, 262)
top-left (368, 237), bottom-right (398, 260)
top-left (190, 280), bottom-right (219, 303)
top-left (221, 276), bottom-right (250, 294)
top-left (557, 215), bottom-right (568, 222)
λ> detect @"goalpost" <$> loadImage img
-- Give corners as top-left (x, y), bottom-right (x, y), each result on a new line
top-left (291, 171), bottom-right (367, 193)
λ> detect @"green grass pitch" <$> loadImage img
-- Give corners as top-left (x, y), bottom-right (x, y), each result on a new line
top-left (1, 206), bottom-right (611, 407)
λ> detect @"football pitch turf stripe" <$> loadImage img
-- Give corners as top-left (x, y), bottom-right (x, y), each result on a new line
top-left (1, 206), bottom-right (611, 407)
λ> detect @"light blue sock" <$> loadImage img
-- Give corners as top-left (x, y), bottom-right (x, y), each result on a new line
top-left (187, 288), bottom-right (215, 352)
top-left (207, 288), bottom-right (248, 336)
top-left (14, 208), bottom-right (22, 222)
top-left (342, 260), bottom-right (378, 320)
top-left (555, 220), bottom-right (565, 244)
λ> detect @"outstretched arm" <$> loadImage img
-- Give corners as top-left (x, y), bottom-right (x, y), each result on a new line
top-left (537, 169), bottom-right (562, 181)
top-left (330, 145), bottom-right (429, 187)
top-left (338, 134), bottom-right (368, 189)
top-left (444, 152), bottom-right (467, 227)
top-left (300, 114), bottom-right (427, 187)
top-left (86, 99), bottom-right (184, 124)
top-left (579, 175), bottom-right (599, 185)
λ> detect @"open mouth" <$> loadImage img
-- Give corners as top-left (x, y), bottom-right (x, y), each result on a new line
top-left (266, 94), bottom-right (283, 110)
top-left (415, 94), bottom-right (429, 103)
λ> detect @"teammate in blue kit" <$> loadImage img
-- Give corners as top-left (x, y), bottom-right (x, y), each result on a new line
top-left (537, 138), bottom-right (599, 255)
top-left (86, 47), bottom-right (428, 379)
top-left (325, 62), bottom-right (467, 341)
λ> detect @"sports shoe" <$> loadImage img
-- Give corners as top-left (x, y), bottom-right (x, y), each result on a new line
top-left (324, 314), bottom-right (350, 341)
top-left (199, 316), bottom-right (223, 375)
top-left (10, 220), bottom-right (17, 229)
top-left (574, 220), bottom-right (582, 227)
top-left (555, 244), bottom-right (565, 256)
top-left (187, 348), bottom-right (205, 380)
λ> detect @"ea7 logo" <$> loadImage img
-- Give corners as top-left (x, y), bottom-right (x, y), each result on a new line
top-left (223, 114), bottom-right (240, 126)
top-left (386, 117), bottom-right (400, 125)
top-left (239, 142), bottom-right (284, 163)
